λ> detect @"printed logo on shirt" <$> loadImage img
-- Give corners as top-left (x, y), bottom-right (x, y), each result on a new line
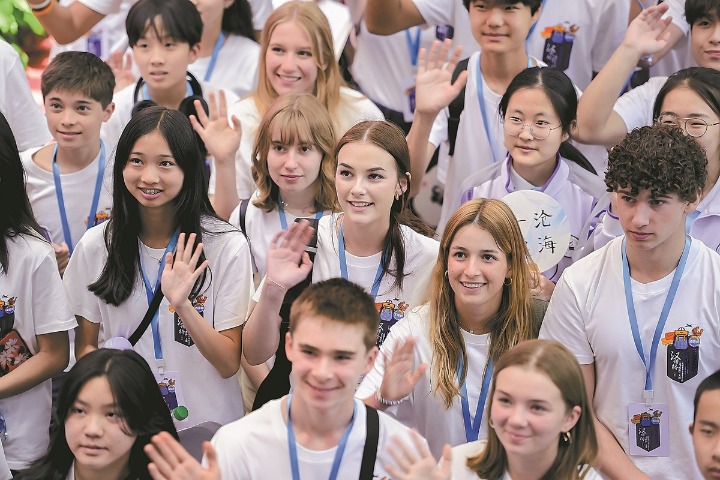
top-left (0, 296), bottom-right (16, 334)
top-left (170, 295), bottom-right (206, 347)
top-left (661, 325), bottom-right (703, 383)
top-left (376, 299), bottom-right (409, 347)
top-left (84, 208), bottom-right (111, 228)
top-left (630, 407), bottom-right (664, 452)
top-left (0, 295), bottom-right (32, 375)
top-left (540, 23), bottom-right (579, 71)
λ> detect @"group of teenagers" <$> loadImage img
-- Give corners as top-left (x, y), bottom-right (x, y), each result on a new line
top-left (0, 0), bottom-right (720, 479)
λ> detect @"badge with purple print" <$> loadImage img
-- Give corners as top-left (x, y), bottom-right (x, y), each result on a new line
top-left (502, 190), bottom-right (571, 272)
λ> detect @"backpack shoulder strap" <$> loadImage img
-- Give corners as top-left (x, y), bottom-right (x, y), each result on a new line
top-left (358, 405), bottom-right (380, 480)
top-left (447, 57), bottom-right (470, 157)
top-left (238, 198), bottom-right (250, 237)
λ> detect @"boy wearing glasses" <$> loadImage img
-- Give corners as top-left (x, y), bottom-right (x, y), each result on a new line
top-left (540, 124), bottom-right (720, 480)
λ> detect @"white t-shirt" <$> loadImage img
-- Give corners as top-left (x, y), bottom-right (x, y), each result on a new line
top-left (411, 0), bottom-right (625, 90)
top-left (450, 440), bottom-right (602, 480)
top-left (356, 305), bottom-right (492, 457)
top-left (461, 155), bottom-right (606, 282)
top-left (312, 214), bottom-right (438, 346)
top-left (211, 397), bottom-right (420, 479)
top-left (0, 40), bottom-right (51, 151)
top-left (187, 34), bottom-right (260, 99)
top-left (539, 236), bottom-right (720, 480)
top-left (613, 75), bottom-right (667, 133)
top-left (21, 145), bottom-right (113, 249)
top-left (63, 217), bottom-right (254, 427)
top-left (0, 235), bottom-right (76, 470)
top-left (212, 88), bottom-right (383, 199)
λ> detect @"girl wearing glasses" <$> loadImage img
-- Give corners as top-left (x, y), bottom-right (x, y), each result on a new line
top-left (459, 67), bottom-right (606, 283)
top-left (592, 67), bottom-right (720, 253)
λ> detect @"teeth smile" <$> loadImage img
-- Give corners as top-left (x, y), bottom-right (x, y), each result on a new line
top-left (350, 202), bottom-right (371, 207)
top-left (142, 189), bottom-right (160, 195)
top-left (461, 282), bottom-right (482, 288)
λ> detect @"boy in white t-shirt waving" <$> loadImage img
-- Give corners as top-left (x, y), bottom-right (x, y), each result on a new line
top-left (540, 124), bottom-right (720, 480)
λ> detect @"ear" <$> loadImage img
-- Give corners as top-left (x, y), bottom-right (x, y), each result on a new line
top-left (689, 422), bottom-right (695, 435)
top-left (531, 2), bottom-right (542, 24)
top-left (285, 331), bottom-right (294, 362)
top-left (397, 173), bottom-right (409, 195)
top-left (686, 187), bottom-right (702, 212)
top-left (561, 405), bottom-right (582, 433)
top-left (363, 346), bottom-right (379, 375)
top-left (188, 43), bottom-right (201, 64)
top-left (102, 102), bottom-right (115, 123)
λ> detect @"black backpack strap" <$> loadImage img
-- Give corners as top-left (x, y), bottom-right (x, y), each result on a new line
top-left (447, 57), bottom-right (469, 157)
top-left (359, 405), bottom-right (380, 480)
top-left (128, 286), bottom-right (164, 346)
top-left (238, 198), bottom-right (250, 237)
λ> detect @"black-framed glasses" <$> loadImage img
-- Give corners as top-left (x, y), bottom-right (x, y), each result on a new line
top-left (656, 114), bottom-right (720, 138)
top-left (503, 117), bottom-right (563, 140)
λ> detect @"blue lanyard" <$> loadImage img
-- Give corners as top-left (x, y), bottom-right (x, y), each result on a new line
top-left (525, 0), bottom-right (548, 40)
top-left (476, 55), bottom-right (533, 164)
top-left (139, 230), bottom-right (180, 369)
top-left (458, 358), bottom-right (493, 442)
top-left (204, 32), bottom-right (225, 82)
top-left (621, 235), bottom-right (690, 405)
top-left (337, 224), bottom-right (384, 299)
top-left (405, 27), bottom-right (421, 68)
top-left (277, 195), bottom-right (323, 231)
top-left (142, 81), bottom-right (194, 100)
top-left (51, 141), bottom-right (106, 255)
top-left (286, 394), bottom-right (355, 480)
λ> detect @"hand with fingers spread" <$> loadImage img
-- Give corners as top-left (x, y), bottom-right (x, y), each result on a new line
top-left (264, 220), bottom-right (315, 291)
top-left (107, 51), bottom-right (136, 92)
top-left (414, 39), bottom-right (468, 116)
top-left (386, 431), bottom-right (452, 480)
top-left (161, 233), bottom-right (210, 308)
top-left (145, 432), bottom-right (221, 480)
top-left (189, 90), bottom-right (241, 165)
top-left (379, 338), bottom-right (427, 403)
top-left (622, 3), bottom-right (673, 56)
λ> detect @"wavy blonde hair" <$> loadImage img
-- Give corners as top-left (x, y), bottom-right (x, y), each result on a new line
top-left (251, 94), bottom-right (337, 212)
top-left (253, 1), bottom-right (344, 120)
top-left (428, 198), bottom-right (540, 408)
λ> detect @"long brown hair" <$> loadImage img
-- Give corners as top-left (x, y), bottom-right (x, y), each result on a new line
top-left (253, 1), bottom-right (343, 118)
top-left (428, 199), bottom-right (540, 407)
top-left (251, 94), bottom-right (337, 212)
top-left (469, 339), bottom-right (598, 480)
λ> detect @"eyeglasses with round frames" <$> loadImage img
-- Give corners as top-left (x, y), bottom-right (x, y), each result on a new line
top-left (503, 117), bottom-right (563, 140)
top-left (655, 114), bottom-right (720, 138)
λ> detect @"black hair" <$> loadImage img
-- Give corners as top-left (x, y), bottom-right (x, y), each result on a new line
top-left (694, 370), bottom-right (720, 421)
top-left (463, 0), bottom-right (542, 14)
top-left (16, 349), bottom-right (178, 480)
top-left (686, 0), bottom-right (720, 26)
top-left (499, 67), bottom-right (597, 175)
top-left (89, 106), bottom-right (222, 305)
top-left (41, 51), bottom-right (115, 108)
top-left (126, 0), bottom-right (203, 48)
top-left (653, 67), bottom-right (720, 122)
top-left (222, 0), bottom-right (255, 40)
top-left (0, 111), bottom-right (45, 273)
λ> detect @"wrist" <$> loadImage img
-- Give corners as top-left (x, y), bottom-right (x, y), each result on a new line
top-left (375, 388), bottom-right (407, 407)
top-left (171, 299), bottom-right (195, 317)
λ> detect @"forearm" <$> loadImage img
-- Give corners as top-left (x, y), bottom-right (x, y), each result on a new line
top-left (210, 156), bottom-right (240, 221)
top-left (74, 316), bottom-right (99, 360)
top-left (593, 415), bottom-right (651, 480)
top-left (241, 284), bottom-right (286, 365)
top-left (173, 302), bottom-right (241, 378)
top-left (240, 354), bottom-right (269, 389)
top-left (407, 112), bottom-right (437, 197)
top-left (365, 0), bottom-right (424, 35)
top-left (0, 332), bottom-right (69, 399)
top-left (31, 2), bottom-right (105, 44)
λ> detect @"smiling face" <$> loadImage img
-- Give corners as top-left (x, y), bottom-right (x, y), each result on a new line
top-left (491, 366), bottom-right (580, 468)
top-left (122, 130), bottom-right (185, 215)
top-left (503, 87), bottom-right (567, 187)
top-left (691, 389), bottom-right (720, 480)
top-left (65, 376), bottom-right (136, 478)
top-left (44, 89), bottom-right (113, 151)
top-left (267, 123), bottom-right (323, 197)
top-left (335, 141), bottom-right (407, 231)
top-left (286, 315), bottom-right (377, 413)
top-left (691, 14), bottom-right (720, 70)
top-left (468, 1), bottom-right (540, 55)
top-left (265, 21), bottom-right (319, 97)
top-left (447, 223), bottom-right (510, 322)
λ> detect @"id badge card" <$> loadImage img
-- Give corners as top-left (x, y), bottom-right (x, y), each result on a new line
top-left (155, 370), bottom-right (190, 422)
top-left (628, 403), bottom-right (669, 456)
top-left (401, 76), bottom-right (416, 123)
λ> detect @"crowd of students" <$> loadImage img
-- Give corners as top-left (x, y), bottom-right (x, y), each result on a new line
top-left (1, 0), bottom-right (719, 478)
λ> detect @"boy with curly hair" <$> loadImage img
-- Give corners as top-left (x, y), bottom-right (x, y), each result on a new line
top-left (540, 124), bottom-right (720, 480)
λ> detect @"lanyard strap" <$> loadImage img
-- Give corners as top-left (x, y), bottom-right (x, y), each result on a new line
top-left (405, 27), bottom-right (421, 68)
top-left (476, 55), bottom-right (533, 164)
top-left (51, 141), bottom-right (106, 255)
top-left (278, 195), bottom-right (323, 230)
top-left (458, 358), bottom-right (494, 442)
top-left (139, 230), bottom-right (181, 367)
top-left (204, 31), bottom-right (225, 82)
top-left (338, 224), bottom-right (384, 299)
top-left (286, 394), bottom-right (356, 480)
top-left (621, 235), bottom-right (690, 404)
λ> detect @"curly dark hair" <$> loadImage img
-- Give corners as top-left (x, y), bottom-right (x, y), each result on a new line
top-left (605, 125), bottom-right (707, 202)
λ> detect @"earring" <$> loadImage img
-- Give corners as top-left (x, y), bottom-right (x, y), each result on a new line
top-left (561, 431), bottom-right (572, 444)
top-left (488, 419), bottom-right (495, 429)
top-left (395, 192), bottom-right (400, 201)
top-left (444, 270), bottom-right (449, 279)
top-left (504, 277), bottom-right (512, 286)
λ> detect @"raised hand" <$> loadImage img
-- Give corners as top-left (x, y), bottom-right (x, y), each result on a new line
top-left (107, 51), bottom-right (136, 92)
top-left (189, 90), bottom-right (241, 164)
top-left (386, 431), bottom-right (452, 480)
top-left (264, 220), bottom-right (315, 291)
top-left (146, 432), bottom-right (220, 480)
top-left (414, 39), bottom-right (468, 116)
top-left (379, 338), bottom-right (427, 402)
top-left (622, 3), bottom-right (672, 56)
top-left (161, 233), bottom-right (209, 308)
